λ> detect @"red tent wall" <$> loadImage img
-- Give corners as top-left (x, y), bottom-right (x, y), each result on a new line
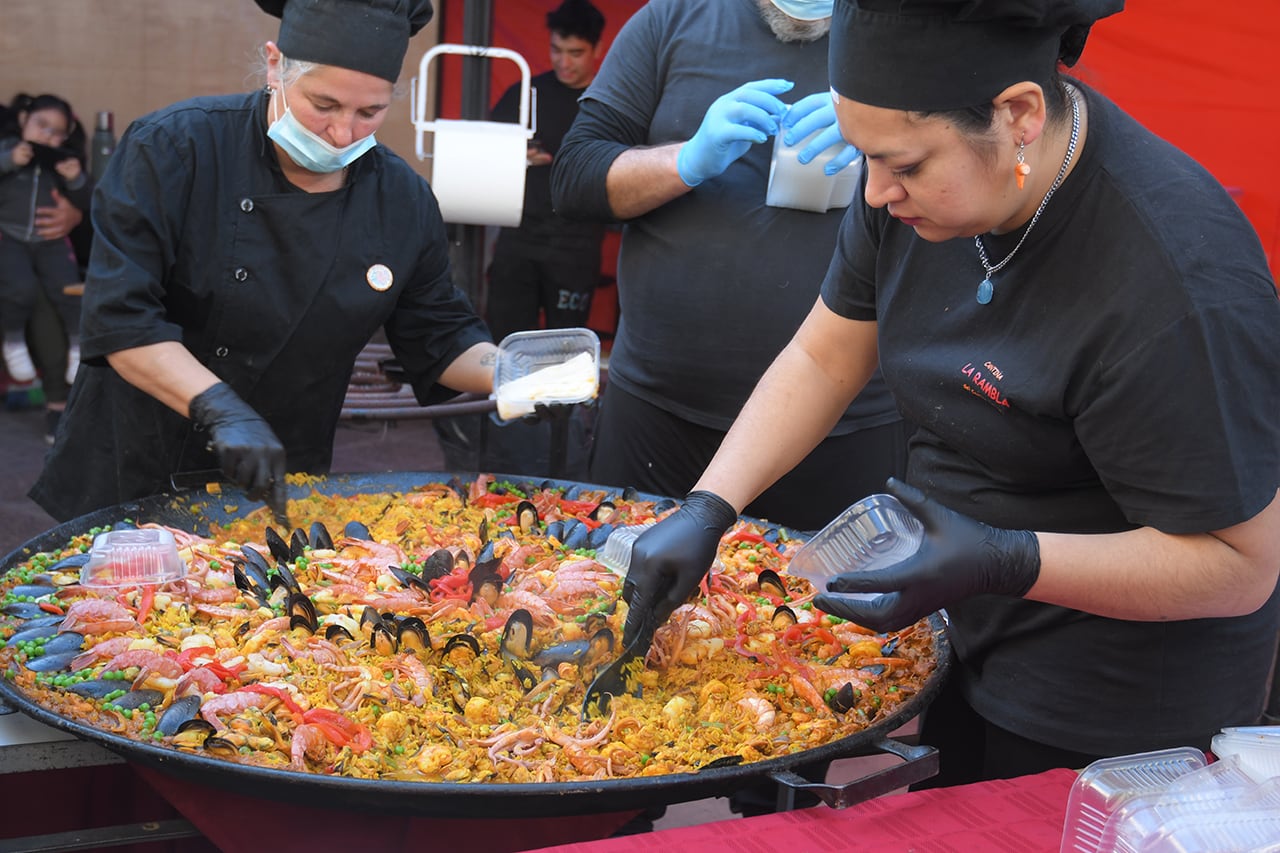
top-left (1075, 0), bottom-right (1280, 279)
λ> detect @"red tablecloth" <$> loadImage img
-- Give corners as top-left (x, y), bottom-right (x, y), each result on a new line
top-left (528, 768), bottom-right (1078, 853)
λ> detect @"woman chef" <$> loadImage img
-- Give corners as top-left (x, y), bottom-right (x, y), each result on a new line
top-left (31, 0), bottom-right (496, 524)
top-left (618, 0), bottom-right (1280, 786)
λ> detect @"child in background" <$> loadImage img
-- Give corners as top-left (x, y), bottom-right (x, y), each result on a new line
top-left (0, 93), bottom-right (92, 385)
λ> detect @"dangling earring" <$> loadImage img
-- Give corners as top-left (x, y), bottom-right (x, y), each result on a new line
top-left (1015, 137), bottom-right (1030, 190)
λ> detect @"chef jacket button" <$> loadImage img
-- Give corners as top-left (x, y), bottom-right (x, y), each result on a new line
top-left (215, 346), bottom-right (229, 358)
top-left (234, 267), bottom-right (249, 282)
top-left (240, 198), bottom-right (254, 213)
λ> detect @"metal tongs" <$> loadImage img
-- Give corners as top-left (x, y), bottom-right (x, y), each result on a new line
top-left (580, 613), bottom-right (655, 720)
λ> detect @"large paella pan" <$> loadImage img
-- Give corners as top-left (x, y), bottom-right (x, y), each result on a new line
top-left (0, 473), bottom-right (950, 818)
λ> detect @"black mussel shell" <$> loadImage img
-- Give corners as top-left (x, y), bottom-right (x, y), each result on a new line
top-left (589, 500), bottom-right (615, 522)
top-left (763, 527), bottom-right (782, 543)
top-left (562, 484), bottom-right (581, 500)
top-left (203, 736), bottom-right (239, 757)
top-left (157, 695), bottom-right (203, 736)
top-left (2, 602), bottom-right (46, 619)
top-left (10, 583), bottom-right (56, 600)
top-left (770, 605), bottom-right (799, 631)
top-left (421, 549), bottom-right (454, 582)
top-left (440, 666), bottom-right (470, 711)
top-left (7, 621), bottom-right (62, 645)
top-left (453, 550), bottom-right (472, 572)
top-left (67, 679), bottom-right (121, 699)
top-left (476, 540), bottom-right (497, 565)
top-left (232, 559), bottom-right (271, 607)
top-left (532, 639), bottom-right (587, 669)
top-left (48, 552), bottom-right (91, 572)
top-left (240, 545), bottom-right (272, 578)
top-left (176, 718), bottom-right (217, 737)
top-left (25, 650), bottom-right (78, 672)
top-left (13, 613), bottom-right (65, 630)
top-left (654, 498), bottom-right (678, 514)
top-left (397, 617), bottom-right (431, 653)
top-left (370, 622), bottom-right (398, 656)
top-left (264, 527), bottom-right (291, 564)
top-left (289, 528), bottom-right (309, 562)
top-left (272, 562), bottom-right (301, 596)
top-left (757, 569), bottom-right (787, 598)
top-left (343, 520), bottom-right (371, 540)
top-left (359, 606), bottom-right (386, 632)
top-left (442, 633), bottom-right (481, 658)
top-left (828, 681), bottom-right (862, 714)
top-left (538, 479), bottom-right (557, 492)
top-left (234, 620), bottom-right (252, 638)
top-left (389, 564), bottom-right (432, 593)
top-left (472, 574), bottom-right (502, 608)
top-left (501, 609), bottom-right (534, 659)
top-left (545, 519), bottom-right (565, 542)
top-left (880, 635), bottom-right (900, 656)
top-left (309, 521), bottom-right (334, 551)
top-left (325, 623), bottom-right (355, 643)
top-left (700, 755), bottom-right (745, 770)
top-left (517, 481), bottom-right (539, 499)
top-left (561, 519), bottom-right (589, 551)
top-left (510, 661), bottom-right (539, 691)
top-left (621, 486), bottom-right (641, 502)
top-left (114, 689), bottom-right (165, 711)
top-left (583, 611), bottom-right (610, 635)
top-left (286, 593), bottom-right (317, 632)
top-left (42, 632), bottom-right (85, 657)
top-left (477, 517), bottom-right (490, 546)
top-left (446, 476), bottom-right (468, 503)
top-left (586, 627), bottom-right (616, 659)
top-left (496, 528), bottom-right (516, 541)
top-left (586, 523), bottom-right (614, 550)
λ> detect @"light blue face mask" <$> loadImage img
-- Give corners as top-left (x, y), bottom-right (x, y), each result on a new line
top-left (768, 0), bottom-right (835, 21)
top-left (267, 87), bottom-right (376, 174)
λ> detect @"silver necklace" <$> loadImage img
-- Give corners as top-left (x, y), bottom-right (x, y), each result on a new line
top-left (974, 87), bottom-right (1080, 305)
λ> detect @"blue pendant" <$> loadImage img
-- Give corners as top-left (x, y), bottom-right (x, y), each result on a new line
top-left (976, 278), bottom-right (994, 305)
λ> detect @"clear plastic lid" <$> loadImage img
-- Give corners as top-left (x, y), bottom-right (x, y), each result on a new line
top-left (597, 524), bottom-right (652, 577)
top-left (785, 493), bottom-right (923, 599)
top-left (1211, 729), bottom-right (1280, 782)
top-left (80, 528), bottom-right (186, 588)
top-left (1060, 747), bottom-right (1207, 853)
top-left (491, 328), bottom-right (600, 422)
top-left (1109, 776), bottom-right (1280, 853)
top-left (1132, 805), bottom-right (1280, 853)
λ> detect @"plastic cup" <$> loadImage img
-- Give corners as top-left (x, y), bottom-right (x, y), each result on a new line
top-left (785, 494), bottom-right (923, 599)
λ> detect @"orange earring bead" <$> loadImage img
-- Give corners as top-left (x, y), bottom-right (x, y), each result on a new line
top-left (1015, 161), bottom-right (1031, 190)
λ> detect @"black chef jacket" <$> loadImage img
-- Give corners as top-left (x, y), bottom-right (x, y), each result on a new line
top-left (31, 91), bottom-right (491, 522)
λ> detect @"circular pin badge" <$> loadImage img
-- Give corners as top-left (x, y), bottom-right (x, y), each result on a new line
top-left (366, 264), bottom-right (394, 292)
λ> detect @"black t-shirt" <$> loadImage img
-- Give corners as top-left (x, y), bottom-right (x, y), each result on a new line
top-left (822, 84), bottom-right (1280, 754)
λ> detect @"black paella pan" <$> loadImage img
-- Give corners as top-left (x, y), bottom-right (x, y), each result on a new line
top-left (0, 472), bottom-right (951, 819)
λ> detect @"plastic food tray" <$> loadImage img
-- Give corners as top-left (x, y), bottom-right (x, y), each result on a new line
top-left (1211, 727), bottom-right (1280, 782)
top-left (596, 524), bottom-right (652, 577)
top-left (491, 328), bottom-right (600, 422)
top-left (785, 493), bottom-right (922, 599)
top-left (80, 528), bottom-right (185, 588)
top-left (1060, 747), bottom-right (1208, 853)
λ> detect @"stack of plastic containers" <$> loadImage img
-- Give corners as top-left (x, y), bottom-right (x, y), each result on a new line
top-left (1060, 728), bottom-right (1280, 852)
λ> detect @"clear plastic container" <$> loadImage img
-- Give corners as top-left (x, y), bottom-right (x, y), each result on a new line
top-left (765, 115), bottom-right (862, 213)
top-left (1132, 806), bottom-right (1280, 853)
top-left (597, 524), bottom-right (652, 577)
top-left (491, 328), bottom-right (600, 422)
top-left (1109, 775), bottom-right (1280, 853)
top-left (1060, 747), bottom-right (1207, 853)
top-left (785, 493), bottom-right (923, 599)
top-left (1211, 728), bottom-right (1280, 782)
top-left (80, 528), bottom-right (185, 588)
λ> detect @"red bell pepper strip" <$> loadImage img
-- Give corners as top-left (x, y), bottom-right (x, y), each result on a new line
top-left (136, 585), bottom-right (156, 625)
top-left (240, 683), bottom-right (305, 717)
top-left (303, 708), bottom-right (373, 753)
top-left (38, 601), bottom-right (65, 616)
top-left (176, 646), bottom-right (218, 670)
top-left (472, 492), bottom-right (520, 509)
top-left (557, 498), bottom-right (599, 516)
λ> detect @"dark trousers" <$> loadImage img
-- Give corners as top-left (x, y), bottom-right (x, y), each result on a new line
top-left (589, 383), bottom-right (910, 532)
top-left (484, 230), bottom-right (602, 344)
top-left (0, 235), bottom-right (81, 340)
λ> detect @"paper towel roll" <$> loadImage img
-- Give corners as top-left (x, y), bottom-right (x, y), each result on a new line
top-left (430, 119), bottom-right (528, 227)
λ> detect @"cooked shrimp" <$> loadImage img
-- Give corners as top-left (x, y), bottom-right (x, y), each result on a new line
top-left (58, 600), bottom-right (139, 636)
top-left (290, 724), bottom-right (330, 770)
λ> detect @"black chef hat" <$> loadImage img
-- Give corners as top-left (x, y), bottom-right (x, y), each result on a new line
top-left (829, 0), bottom-right (1123, 111)
top-left (255, 0), bottom-right (434, 83)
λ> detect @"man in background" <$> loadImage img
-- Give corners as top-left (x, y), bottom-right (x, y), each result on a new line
top-left (484, 0), bottom-right (607, 342)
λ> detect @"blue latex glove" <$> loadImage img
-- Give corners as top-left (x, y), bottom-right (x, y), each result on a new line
top-left (781, 91), bottom-right (861, 175)
top-left (814, 478), bottom-right (1041, 632)
top-left (677, 79), bottom-right (794, 187)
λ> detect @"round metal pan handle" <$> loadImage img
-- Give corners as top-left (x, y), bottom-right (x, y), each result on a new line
top-left (768, 736), bottom-right (939, 810)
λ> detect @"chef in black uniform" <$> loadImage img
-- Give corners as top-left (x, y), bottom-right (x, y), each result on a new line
top-left (31, 0), bottom-right (495, 523)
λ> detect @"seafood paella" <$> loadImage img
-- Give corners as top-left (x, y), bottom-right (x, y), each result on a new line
top-left (0, 475), bottom-right (937, 783)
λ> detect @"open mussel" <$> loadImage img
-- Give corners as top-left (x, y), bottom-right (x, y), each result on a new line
top-left (309, 521), bottom-right (334, 551)
top-left (47, 552), bottom-right (91, 573)
top-left (469, 556), bottom-right (504, 607)
top-left (370, 621), bottom-right (398, 656)
top-left (388, 564), bottom-right (432, 594)
top-left (240, 545), bottom-right (273, 579)
top-left (446, 476), bottom-right (468, 503)
top-left (202, 736), bottom-right (240, 757)
top-left (157, 696), bottom-right (203, 737)
top-left (560, 519), bottom-right (590, 551)
top-left (232, 557), bottom-right (271, 607)
top-left (325, 623), bottom-right (355, 643)
top-left (396, 617), bottom-right (431, 653)
top-left (500, 609), bottom-right (534, 661)
top-left (420, 548), bottom-right (454, 582)
top-left (287, 593), bottom-right (318, 633)
top-left (589, 500), bottom-right (615, 522)
top-left (288, 528), bottom-right (309, 561)
top-left (172, 717), bottom-right (217, 750)
top-left (442, 633), bottom-right (481, 659)
top-left (440, 666), bottom-right (470, 712)
top-left (264, 527), bottom-right (291, 564)
top-left (273, 562), bottom-right (302, 596)
top-left (756, 569), bottom-right (787, 598)
top-left (827, 681), bottom-right (863, 714)
top-left (770, 604), bottom-right (799, 631)
top-left (515, 500), bottom-right (539, 535)
top-left (654, 498), bottom-right (678, 514)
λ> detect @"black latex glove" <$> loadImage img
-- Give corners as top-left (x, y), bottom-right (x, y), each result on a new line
top-left (621, 490), bottom-right (738, 647)
top-left (521, 402), bottom-right (574, 425)
top-left (189, 382), bottom-right (289, 525)
top-left (814, 478), bottom-right (1040, 632)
